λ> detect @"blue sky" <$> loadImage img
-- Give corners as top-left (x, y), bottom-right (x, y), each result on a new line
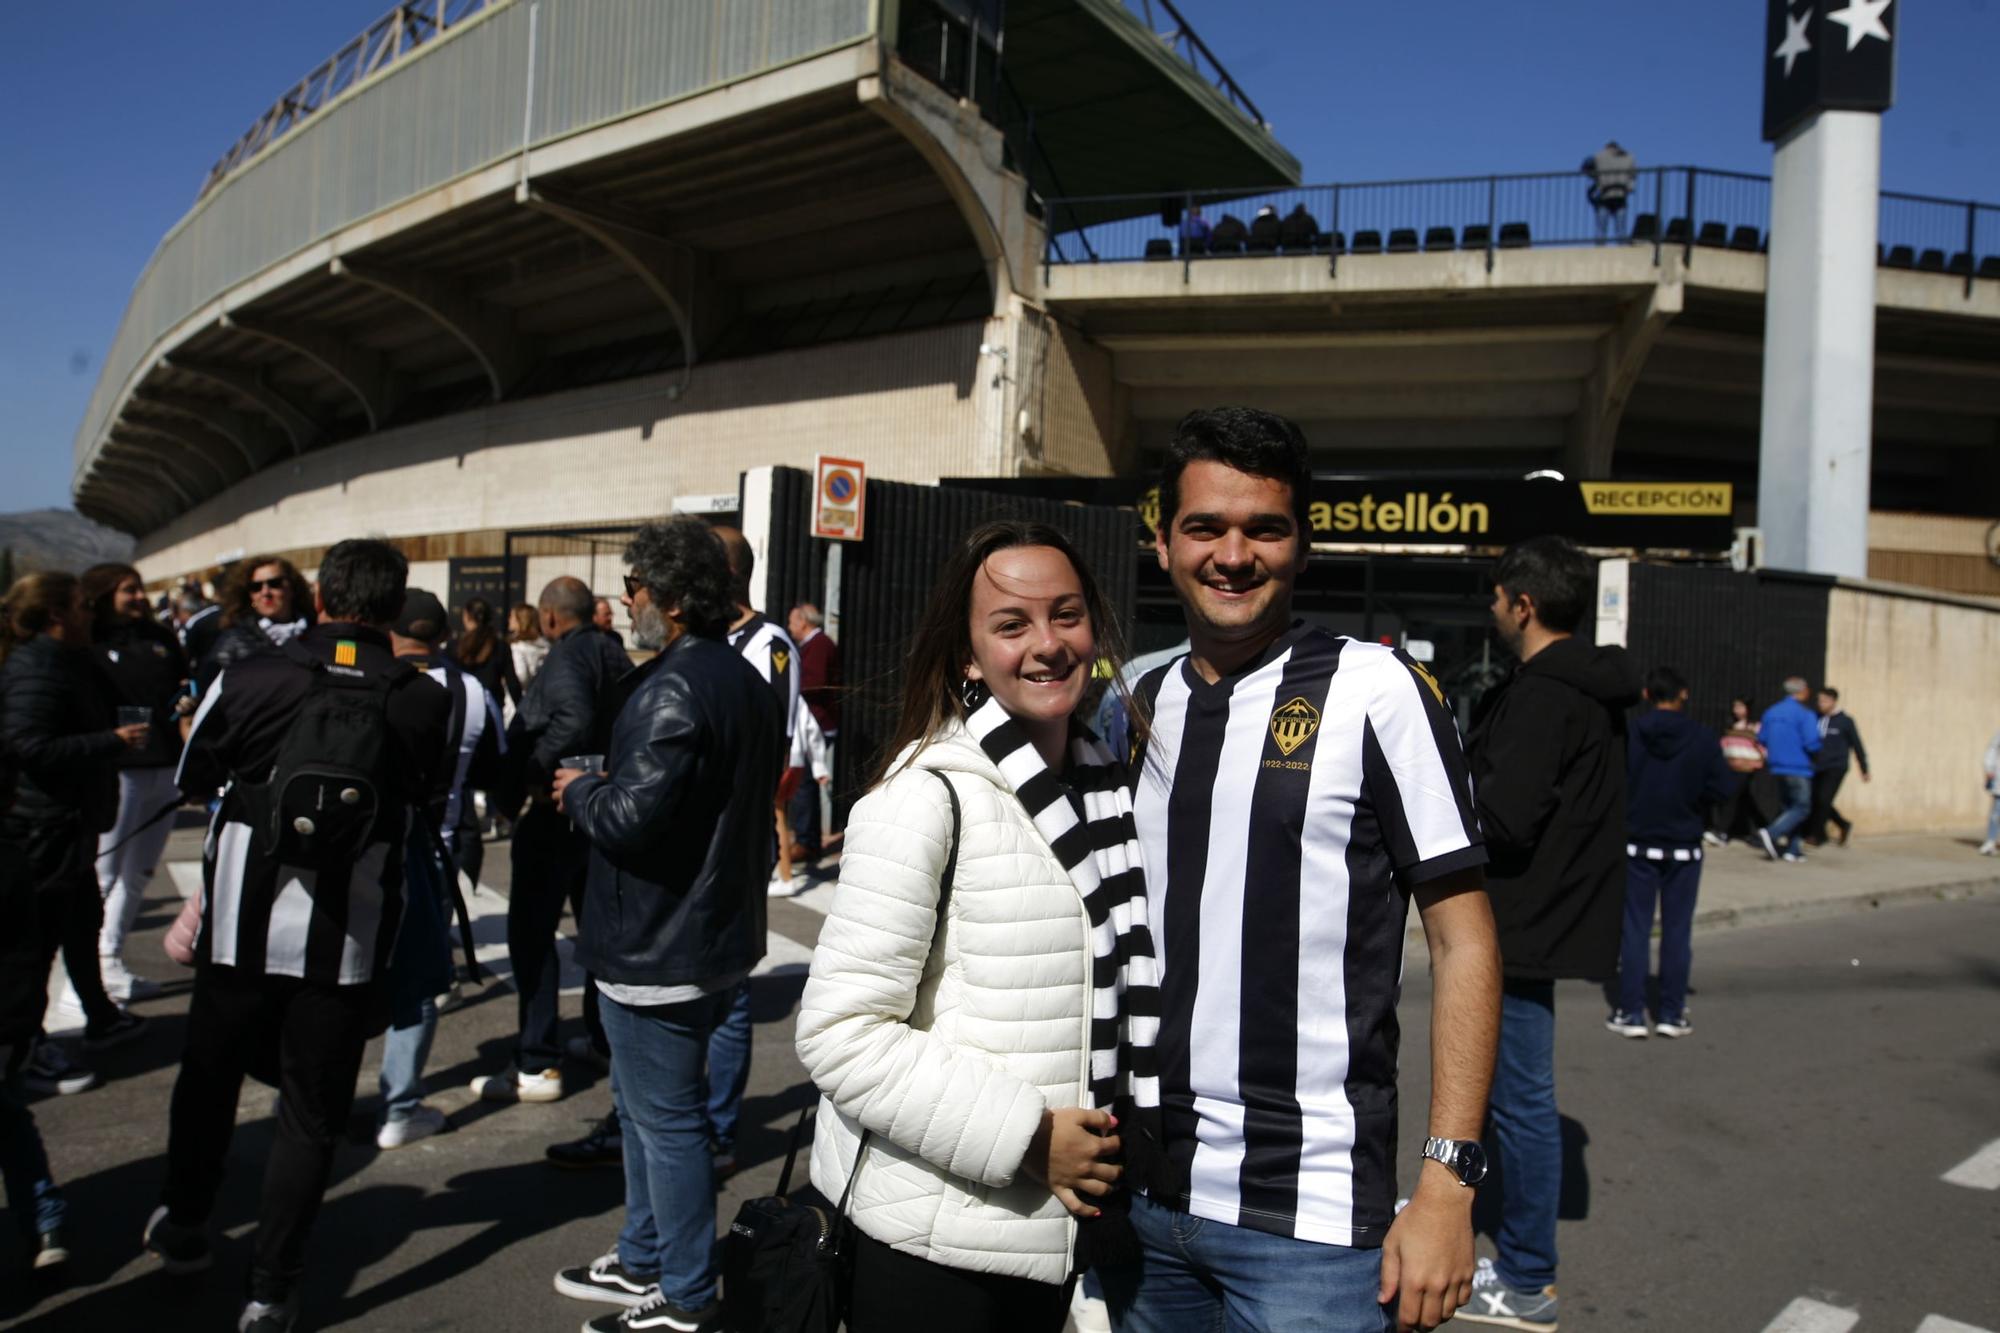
top-left (2, 0), bottom-right (1993, 514)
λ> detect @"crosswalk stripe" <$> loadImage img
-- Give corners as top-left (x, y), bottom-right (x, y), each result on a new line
top-left (1941, 1138), bottom-right (2000, 1190)
top-left (1759, 1298), bottom-right (1860, 1333)
top-left (1917, 1315), bottom-right (1997, 1333)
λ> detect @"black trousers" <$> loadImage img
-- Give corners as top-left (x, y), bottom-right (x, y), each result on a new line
top-left (161, 963), bottom-right (377, 1303)
top-left (6, 815), bottom-right (121, 1034)
top-left (1808, 767), bottom-right (1852, 841)
top-left (507, 803), bottom-right (600, 1071)
top-left (846, 1230), bottom-right (1073, 1333)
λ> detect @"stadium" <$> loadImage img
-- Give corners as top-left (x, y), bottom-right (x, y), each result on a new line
top-left (67, 0), bottom-right (2000, 829)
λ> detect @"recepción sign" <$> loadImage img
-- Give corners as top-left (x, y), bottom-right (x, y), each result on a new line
top-left (813, 456), bottom-right (866, 542)
top-left (942, 477), bottom-right (1737, 552)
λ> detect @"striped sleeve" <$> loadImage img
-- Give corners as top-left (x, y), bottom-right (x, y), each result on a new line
top-left (1360, 649), bottom-right (1485, 883)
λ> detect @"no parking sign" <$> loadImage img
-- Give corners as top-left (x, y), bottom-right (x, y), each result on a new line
top-left (813, 455), bottom-right (866, 542)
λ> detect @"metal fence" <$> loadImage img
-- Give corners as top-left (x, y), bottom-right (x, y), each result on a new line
top-left (1043, 166), bottom-right (2000, 296)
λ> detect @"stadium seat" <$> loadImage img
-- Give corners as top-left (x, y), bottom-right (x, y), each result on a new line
top-left (1423, 226), bottom-right (1456, 251)
top-left (1461, 223), bottom-right (1491, 249)
top-left (1729, 226), bottom-right (1761, 252)
top-left (1631, 213), bottom-right (1659, 242)
top-left (1323, 230), bottom-right (1346, 255)
top-left (1351, 229), bottom-right (1383, 254)
top-left (1947, 251), bottom-right (1973, 276)
top-left (1884, 245), bottom-right (1915, 269)
top-left (1387, 228), bottom-right (1420, 253)
top-left (1697, 222), bottom-right (1728, 248)
top-left (1497, 221), bottom-right (1531, 248)
top-left (1144, 238), bottom-right (1172, 261)
top-left (1977, 255), bottom-right (2000, 279)
top-left (1663, 217), bottom-right (1690, 244)
top-left (1916, 248), bottom-right (1946, 273)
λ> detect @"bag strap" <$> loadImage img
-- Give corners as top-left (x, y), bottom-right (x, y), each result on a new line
top-left (775, 1105), bottom-right (811, 1199)
top-left (837, 768), bottom-right (963, 1217)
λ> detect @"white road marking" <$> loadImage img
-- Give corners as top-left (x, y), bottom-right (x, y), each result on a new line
top-left (1916, 1315), bottom-right (1997, 1333)
top-left (1941, 1138), bottom-right (2000, 1190)
top-left (166, 860), bottom-right (203, 900)
top-left (1759, 1298), bottom-right (1860, 1333)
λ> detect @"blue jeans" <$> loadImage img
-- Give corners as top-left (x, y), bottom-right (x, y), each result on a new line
top-left (1985, 794), bottom-right (1999, 844)
top-left (1619, 856), bottom-right (1701, 1021)
top-left (704, 980), bottom-right (752, 1151)
top-left (1100, 1190), bottom-right (1390, 1333)
top-left (1766, 774), bottom-right (1814, 855)
top-left (601, 989), bottom-right (729, 1309)
top-left (1, 1049), bottom-right (65, 1242)
top-left (380, 837), bottom-right (453, 1123)
top-left (1488, 980), bottom-right (1559, 1292)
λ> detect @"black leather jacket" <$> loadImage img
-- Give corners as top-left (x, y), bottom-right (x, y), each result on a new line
top-left (94, 616), bottom-right (190, 770)
top-left (0, 634), bottom-right (123, 832)
top-left (567, 632), bottom-right (784, 988)
top-left (511, 624), bottom-right (632, 797)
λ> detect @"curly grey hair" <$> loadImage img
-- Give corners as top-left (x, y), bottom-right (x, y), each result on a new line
top-left (624, 516), bottom-right (734, 639)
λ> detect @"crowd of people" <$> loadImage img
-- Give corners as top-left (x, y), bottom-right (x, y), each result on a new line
top-left (0, 405), bottom-right (1975, 1333)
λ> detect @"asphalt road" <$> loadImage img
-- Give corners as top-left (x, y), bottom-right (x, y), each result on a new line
top-left (6, 839), bottom-right (1997, 1333)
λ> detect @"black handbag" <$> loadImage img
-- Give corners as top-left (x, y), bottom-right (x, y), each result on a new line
top-left (720, 1109), bottom-right (868, 1333)
top-left (720, 770), bottom-right (962, 1332)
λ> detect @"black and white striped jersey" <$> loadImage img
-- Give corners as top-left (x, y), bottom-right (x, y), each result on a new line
top-left (176, 625), bottom-right (452, 986)
top-left (1130, 622), bottom-right (1484, 1247)
top-left (729, 615), bottom-right (799, 742)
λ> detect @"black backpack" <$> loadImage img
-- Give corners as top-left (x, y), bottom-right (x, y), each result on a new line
top-left (242, 642), bottom-right (418, 870)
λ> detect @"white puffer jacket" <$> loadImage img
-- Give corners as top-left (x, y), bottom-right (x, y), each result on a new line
top-left (795, 724), bottom-right (1091, 1285)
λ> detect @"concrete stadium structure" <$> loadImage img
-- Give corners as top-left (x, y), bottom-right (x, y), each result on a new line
top-left (73, 0), bottom-right (2000, 598)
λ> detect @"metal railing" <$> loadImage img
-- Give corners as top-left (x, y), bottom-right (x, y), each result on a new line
top-left (1121, 0), bottom-right (1269, 129)
top-left (1042, 166), bottom-right (2000, 298)
top-left (198, 0), bottom-right (501, 201)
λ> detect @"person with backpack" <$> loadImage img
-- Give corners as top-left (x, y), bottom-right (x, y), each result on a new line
top-left (143, 540), bottom-right (452, 1333)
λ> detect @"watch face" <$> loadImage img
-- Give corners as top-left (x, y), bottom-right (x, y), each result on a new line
top-left (1456, 1141), bottom-right (1489, 1184)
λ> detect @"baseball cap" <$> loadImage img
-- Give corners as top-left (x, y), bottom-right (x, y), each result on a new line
top-left (395, 588), bottom-right (448, 643)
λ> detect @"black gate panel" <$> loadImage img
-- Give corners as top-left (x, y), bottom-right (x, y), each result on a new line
top-left (1625, 564), bottom-right (1830, 731)
top-left (757, 467), bottom-right (825, 621)
top-left (831, 476), bottom-right (1139, 822)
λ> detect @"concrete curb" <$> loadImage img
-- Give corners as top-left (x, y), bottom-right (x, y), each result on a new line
top-left (1690, 868), bottom-right (2000, 933)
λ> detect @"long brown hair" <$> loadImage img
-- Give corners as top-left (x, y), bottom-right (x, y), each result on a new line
top-left (458, 598), bottom-right (498, 665)
top-left (509, 602), bottom-right (542, 643)
top-left (1, 571), bottom-right (81, 665)
top-left (220, 555), bottom-right (311, 629)
top-left (869, 521), bottom-right (1131, 787)
top-left (81, 562), bottom-right (143, 624)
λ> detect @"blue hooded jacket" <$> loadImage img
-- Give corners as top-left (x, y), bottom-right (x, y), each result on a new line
top-left (1758, 695), bottom-right (1822, 777)
top-left (1626, 708), bottom-right (1734, 849)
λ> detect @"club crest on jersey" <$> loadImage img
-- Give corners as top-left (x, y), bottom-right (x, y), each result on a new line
top-left (772, 648), bottom-right (790, 675)
top-left (334, 640), bottom-right (359, 668)
top-left (1409, 659), bottom-right (1445, 706)
top-left (1269, 696), bottom-right (1321, 757)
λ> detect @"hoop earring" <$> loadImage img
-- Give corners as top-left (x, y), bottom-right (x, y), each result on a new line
top-left (960, 678), bottom-right (990, 711)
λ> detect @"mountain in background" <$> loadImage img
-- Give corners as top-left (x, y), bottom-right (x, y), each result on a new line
top-left (0, 508), bottom-right (136, 576)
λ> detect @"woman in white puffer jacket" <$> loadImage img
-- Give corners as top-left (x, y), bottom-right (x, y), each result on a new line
top-left (796, 522), bottom-right (1137, 1332)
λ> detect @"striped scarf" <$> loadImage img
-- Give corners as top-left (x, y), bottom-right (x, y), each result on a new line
top-left (964, 695), bottom-right (1168, 1264)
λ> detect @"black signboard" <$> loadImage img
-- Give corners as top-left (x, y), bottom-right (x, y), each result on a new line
top-left (447, 555), bottom-right (527, 617)
top-left (941, 477), bottom-right (1738, 554)
top-left (1763, 0), bottom-right (1896, 142)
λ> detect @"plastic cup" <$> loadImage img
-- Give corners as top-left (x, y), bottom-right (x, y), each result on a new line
top-left (118, 706), bottom-right (152, 728)
top-left (559, 755), bottom-right (605, 773)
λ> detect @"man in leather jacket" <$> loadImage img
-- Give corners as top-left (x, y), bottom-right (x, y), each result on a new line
top-left (473, 576), bottom-right (631, 1105)
top-left (548, 516), bottom-right (782, 1333)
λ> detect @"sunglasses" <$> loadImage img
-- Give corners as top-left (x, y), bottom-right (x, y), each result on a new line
top-left (249, 578), bottom-right (288, 593)
top-left (623, 574), bottom-right (644, 599)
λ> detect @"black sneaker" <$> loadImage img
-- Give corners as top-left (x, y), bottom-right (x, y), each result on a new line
top-left (584, 1293), bottom-right (723, 1333)
top-left (32, 1228), bottom-right (69, 1270)
top-left (237, 1295), bottom-right (298, 1332)
top-left (553, 1250), bottom-right (659, 1307)
top-left (22, 1040), bottom-right (97, 1096)
top-left (83, 1012), bottom-right (148, 1053)
top-left (547, 1114), bottom-right (623, 1169)
top-left (143, 1204), bottom-right (213, 1274)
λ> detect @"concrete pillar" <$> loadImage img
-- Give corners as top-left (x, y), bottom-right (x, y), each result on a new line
top-left (1757, 110), bottom-right (1879, 578)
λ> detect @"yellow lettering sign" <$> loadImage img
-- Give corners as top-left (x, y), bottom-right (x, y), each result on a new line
top-left (1578, 483), bottom-right (1734, 515)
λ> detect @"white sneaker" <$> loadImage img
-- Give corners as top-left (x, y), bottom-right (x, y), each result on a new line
top-left (1069, 1284), bottom-right (1112, 1333)
top-left (1701, 830), bottom-right (1726, 847)
top-left (1979, 840), bottom-right (1997, 857)
top-left (471, 1064), bottom-right (564, 1103)
top-left (766, 873), bottom-right (803, 899)
top-left (99, 954), bottom-right (161, 1003)
top-left (376, 1104), bottom-right (449, 1149)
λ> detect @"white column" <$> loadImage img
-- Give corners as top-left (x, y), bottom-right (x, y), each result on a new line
top-left (1758, 110), bottom-right (1879, 579)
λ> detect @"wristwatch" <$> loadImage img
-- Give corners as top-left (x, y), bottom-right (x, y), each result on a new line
top-left (1422, 1137), bottom-right (1489, 1187)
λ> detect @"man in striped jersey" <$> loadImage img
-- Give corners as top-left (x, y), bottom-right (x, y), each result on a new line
top-left (146, 540), bottom-right (452, 1332)
top-left (1107, 408), bottom-right (1502, 1333)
